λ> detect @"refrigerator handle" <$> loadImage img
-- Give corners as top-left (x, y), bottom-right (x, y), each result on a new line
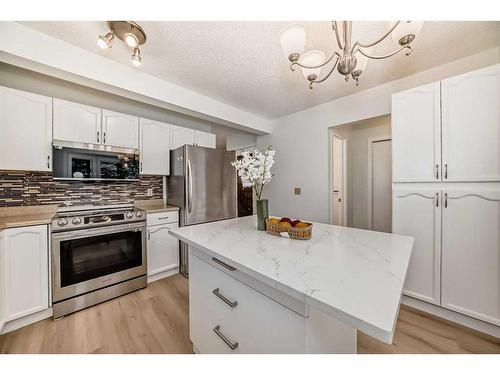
top-left (187, 159), bottom-right (193, 213)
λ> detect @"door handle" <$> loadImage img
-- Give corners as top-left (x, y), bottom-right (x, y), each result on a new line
top-left (435, 192), bottom-right (439, 207)
top-left (97, 131), bottom-right (100, 143)
top-left (187, 159), bottom-right (193, 213)
top-left (444, 164), bottom-right (448, 179)
top-left (443, 192), bottom-right (448, 208)
top-left (435, 164), bottom-right (439, 179)
top-left (47, 155), bottom-right (51, 169)
top-left (212, 257), bottom-right (236, 271)
top-left (103, 132), bottom-right (106, 144)
top-left (333, 190), bottom-right (339, 193)
top-left (212, 288), bottom-right (238, 308)
top-left (140, 161), bottom-right (143, 172)
top-left (213, 325), bottom-right (238, 350)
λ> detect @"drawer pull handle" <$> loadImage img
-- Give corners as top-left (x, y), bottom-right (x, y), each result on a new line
top-left (157, 216), bottom-right (171, 220)
top-left (212, 288), bottom-right (238, 308)
top-left (213, 325), bottom-right (238, 350)
top-left (212, 257), bottom-right (236, 271)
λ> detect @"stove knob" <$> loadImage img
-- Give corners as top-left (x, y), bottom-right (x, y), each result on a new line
top-left (57, 218), bottom-right (68, 226)
top-left (135, 211), bottom-right (143, 218)
top-left (125, 212), bottom-right (134, 219)
top-left (72, 217), bottom-right (82, 225)
top-left (101, 216), bottom-right (110, 221)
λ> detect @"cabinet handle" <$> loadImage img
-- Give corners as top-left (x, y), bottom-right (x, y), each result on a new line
top-left (212, 288), bottom-right (238, 308)
top-left (103, 132), bottom-right (106, 144)
top-left (435, 192), bottom-right (439, 207)
top-left (97, 131), bottom-right (100, 143)
top-left (212, 257), bottom-right (236, 271)
top-left (444, 164), bottom-right (448, 179)
top-left (213, 325), bottom-right (238, 350)
top-left (444, 193), bottom-right (448, 208)
top-left (147, 230), bottom-right (151, 240)
top-left (47, 155), bottom-right (51, 169)
top-left (140, 161), bottom-right (143, 172)
top-left (435, 164), bottom-right (439, 179)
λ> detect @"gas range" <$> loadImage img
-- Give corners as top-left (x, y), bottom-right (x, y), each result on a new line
top-left (51, 204), bottom-right (145, 232)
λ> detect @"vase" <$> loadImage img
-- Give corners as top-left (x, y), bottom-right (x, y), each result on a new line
top-left (256, 199), bottom-right (269, 231)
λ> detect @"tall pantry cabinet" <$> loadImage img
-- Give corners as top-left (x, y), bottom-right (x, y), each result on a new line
top-left (392, 64), bottom-right (500, 327)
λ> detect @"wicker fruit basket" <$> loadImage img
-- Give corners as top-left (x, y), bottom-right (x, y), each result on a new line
top-left (266, 218), bottom-right (313, 240)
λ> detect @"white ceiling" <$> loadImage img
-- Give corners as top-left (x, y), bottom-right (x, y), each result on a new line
top-left (21, 21), bottom-right (500, 119)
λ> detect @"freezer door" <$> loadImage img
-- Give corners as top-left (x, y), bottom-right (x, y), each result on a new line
top-left (184, 145), bottom-right (237, 225)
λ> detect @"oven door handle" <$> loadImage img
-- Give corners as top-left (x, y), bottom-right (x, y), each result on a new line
top-left (51, 222), bottom-right (146, 240)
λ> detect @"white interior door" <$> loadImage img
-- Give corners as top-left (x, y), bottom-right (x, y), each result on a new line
top-left (441, 64), bottom-right (500, 182)
top-left (370, 139), bottom-right (392, 233)
top-left (332, 135), bottom-right (344, 226)
top-left (441, 188), bottom-right (500, 325)
top-left (393, 188), bottom-right (441, 305)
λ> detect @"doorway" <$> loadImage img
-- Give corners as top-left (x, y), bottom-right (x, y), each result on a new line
top-left (331, 134), bottom-right (346, 226)
top-left (368, 137), bottom-right (392, 232)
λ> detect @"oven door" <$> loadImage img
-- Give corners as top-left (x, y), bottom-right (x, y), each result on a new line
top-left (51, 222), bottom-right (147, 302)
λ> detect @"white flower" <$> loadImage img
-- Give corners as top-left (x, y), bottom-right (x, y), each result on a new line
top-left (231, 146), bottom-right (275, 200)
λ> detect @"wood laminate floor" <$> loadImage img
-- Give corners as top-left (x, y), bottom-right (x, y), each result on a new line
top-left (1, 274), bottom-right (499, 354)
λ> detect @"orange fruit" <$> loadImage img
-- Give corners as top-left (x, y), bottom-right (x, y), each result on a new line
top-left (280, 221), bottom-right (292, 228)
top-left (295, 222), bottom-right (310, 228)
top-left (268, 218), bottom-right (281, 225)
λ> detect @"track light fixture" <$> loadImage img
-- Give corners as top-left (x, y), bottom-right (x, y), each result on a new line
top-left (96, 21), bottom-right (147, 67)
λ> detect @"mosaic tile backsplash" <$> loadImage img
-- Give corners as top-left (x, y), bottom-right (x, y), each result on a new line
top-left (0, 171), bottom-right (163, 207)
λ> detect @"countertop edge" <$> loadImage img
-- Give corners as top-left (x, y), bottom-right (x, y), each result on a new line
top-left (169, 229), bottom-right (398, 344)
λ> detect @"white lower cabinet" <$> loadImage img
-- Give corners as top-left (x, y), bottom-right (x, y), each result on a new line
top-left (393, 187), bottom-right (441, 305)
top-left (146, 212), bottom-right (180, 282)
top-left (189, 253), bottom-right (306, 353)
top-left (0, 225), bottom-right (49, 323)
top-left (441, 189), bottom-right (500, 325)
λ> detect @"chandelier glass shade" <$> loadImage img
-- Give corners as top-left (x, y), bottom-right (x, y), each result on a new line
top-left (279, 21), bottom-right (423, 88)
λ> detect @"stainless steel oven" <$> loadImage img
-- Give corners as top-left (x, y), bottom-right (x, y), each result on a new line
top-left (51, 205), bottom-right (147, 318)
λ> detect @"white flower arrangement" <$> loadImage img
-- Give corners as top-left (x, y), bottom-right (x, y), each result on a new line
top-left (231, 146), bottom-right (275, 200)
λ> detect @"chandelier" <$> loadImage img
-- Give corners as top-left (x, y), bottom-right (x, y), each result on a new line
top-left (279, 21), bottom-right (424, 88)
top-left (97, 21), bottom-right (147, 67)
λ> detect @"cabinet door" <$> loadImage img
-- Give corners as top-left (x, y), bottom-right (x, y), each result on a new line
top-left (441, 189), bottom-right (500, 325)
top-left (102, 109), bottom-right (139, 148)
top-left (391, 82), bottom-right (441, 182)
top-left (1, 225), bottom-right (49, 322)
top-left (139, 118), bottom-right (170, 175)
top-left (392, 188), bottom-right (441, 305)
top-left (147, 223), bottom-right (179, 277)
top-left (170, 125), bottom-right (195, 150)
top-left (53, 98), bottom-right (101, 144)
top-left (195, 130), bottom-right (216, 149)
top-left (0, 86), bottom-right (53, 172)
top-left (442, 64), bottom-right (500, 181)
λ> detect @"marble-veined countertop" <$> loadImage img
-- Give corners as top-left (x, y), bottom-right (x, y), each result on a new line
top-left (169, 215), bottom-right (414, 344)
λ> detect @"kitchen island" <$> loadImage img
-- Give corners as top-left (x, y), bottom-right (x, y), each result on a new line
top-left (169, 216), bottom-right (414, 354)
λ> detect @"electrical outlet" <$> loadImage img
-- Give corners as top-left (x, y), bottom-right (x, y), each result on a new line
top-left (147, 188), bottom-right (153, 197)
top-left (294, 187), bottom-right (302, 195)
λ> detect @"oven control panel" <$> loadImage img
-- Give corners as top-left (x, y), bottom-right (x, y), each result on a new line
top-left (52, 207), bottom-right (146, 232)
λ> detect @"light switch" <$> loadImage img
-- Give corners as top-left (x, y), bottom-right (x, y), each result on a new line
top-left (294, 187), bottom-right (301, 195)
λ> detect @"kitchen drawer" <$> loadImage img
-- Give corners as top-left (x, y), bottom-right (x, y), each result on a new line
top-left (146, 211), bottom-right (178, 226)
top-left (189, 252), bottom-right (306, 353)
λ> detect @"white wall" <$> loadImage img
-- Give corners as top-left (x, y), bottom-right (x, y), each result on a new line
top-left (258, 48), bottom-right (499, 223)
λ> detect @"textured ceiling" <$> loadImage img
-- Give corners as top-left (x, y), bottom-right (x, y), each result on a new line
top-left (21, 21), bottom-right (500, 119)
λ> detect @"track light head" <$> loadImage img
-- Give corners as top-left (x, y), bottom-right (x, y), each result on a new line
top-left (131, 48), bottom-right (142, 66)
top-left (97, 32), bottom-right (114, 49)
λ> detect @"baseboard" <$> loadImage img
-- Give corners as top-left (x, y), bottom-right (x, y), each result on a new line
top-left (402, 295), bottom-right (500, 339)
top-left (1, 308), bottom-right (53, 335)
top-left (147, 267), bottom-right (179, 283)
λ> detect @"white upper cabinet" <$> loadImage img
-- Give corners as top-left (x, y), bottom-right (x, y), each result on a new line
top-left (0, 225), bottom-right (49, 322)
top-left (53, 98), bottom-right (101, 144)
top-left (391, 82), bottom-right (441, 182)
top-left (170, 125), bottom-right (216, 150)
top-left (102, 109), bottom-right (139, 149)
top-left (195, 130), bottom-right (217, 149)
top-left (170, 125), bottom-right (195, 150)
top-left (441, 189), bottom-right (500, 325)
top-left (0, 86), bottom-right (53, 172)
top-left (393, 188), bottom-right (441, 305)
top-left (140, 118), bottom-right (171, 175)
top-left (441, 64), bottom-right (500, 182)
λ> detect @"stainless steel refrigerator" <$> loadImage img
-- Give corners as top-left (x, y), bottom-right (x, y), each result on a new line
top-left (167, 145), bottom-right (237, 277)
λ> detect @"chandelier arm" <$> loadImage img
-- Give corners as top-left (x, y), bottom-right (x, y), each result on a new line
top-left (290, 51), bottom-right (341, 71)
top-left (332, 21), bottom-right (344, 50)
top-left (309, 57), bottom-right (340, 89)
top-left (350, 21), bottom-right (401, 54)
top-left (354, 45), bottom-right (412, 60)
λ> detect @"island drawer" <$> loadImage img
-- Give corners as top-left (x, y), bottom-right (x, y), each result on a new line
top-left (189, 246), bottom-right (307, 317)
top-left (189, 253), bottom-right (306, 353)
top-left (146, 211), bottom-right (178, 226)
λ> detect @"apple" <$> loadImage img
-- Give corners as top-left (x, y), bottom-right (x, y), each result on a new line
top-left (280, 217), bottom-right (292, 224)
top-left (290, 220), bottom-right (300, 227)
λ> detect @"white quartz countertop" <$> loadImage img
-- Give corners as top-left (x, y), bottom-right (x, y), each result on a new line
top-left (169, 216), bottom-right (414, 344)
